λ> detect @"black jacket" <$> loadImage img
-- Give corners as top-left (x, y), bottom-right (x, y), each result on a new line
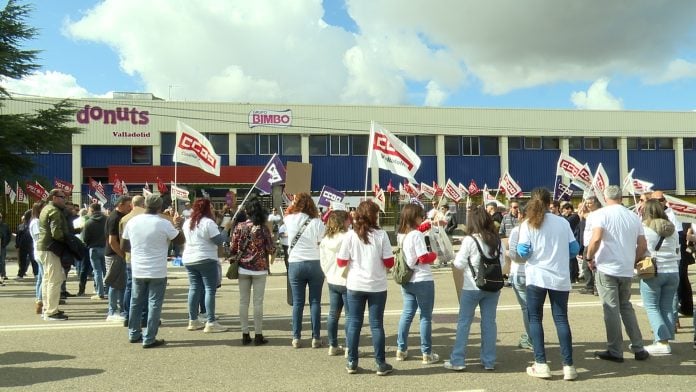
top-left (83, 212), bottom-right (107, 248)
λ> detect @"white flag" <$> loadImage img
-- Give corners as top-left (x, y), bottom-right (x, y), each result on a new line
top-left (664, 195), bottom-right (696, 224)
top-left (171, 183), bottom-right (190, 200)
top-left (173, 121), bottom-right (221, 176)
top-left (9, 188), bottom-right (16, 204)
top-left (591, 163), bottom-right (610, 206)
top-left (373, 189), bottom-right (385, 212)
top-left (367, 122), bottom-right (421, 182)
top-left (499, 171), bottom-right (523, 199)
top-left (443, 179), bottom-right (462, 202)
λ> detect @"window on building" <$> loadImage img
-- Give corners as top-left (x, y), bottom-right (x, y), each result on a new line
top-left (658, 138), bottom-right (673, 150)
top-left (236, 134), bottom-right (256, 155)
top-left (309, 135), bottom-right (327, 155)
top-left (398, 135), bottom-right (417, 152)
top-left (584, 137), bottom-right (601, 150)
top-left (601, 138), bottom-right (617, 150)
top-left (543, 137), bottom-right (559, 150)
top-left (444, 136), bottom-right (460, 155)
top-left (524, 137), bottom-right (542, 150)
top-left (569, 137), bottom-right (582, 150)
top-left (282, 135), bottom-right (301, 155)
top-left (640, 138), bottom-right (657, 150)
top-left (352, 135), bottom-right (368, 156)
top-left (417, 135), bottom-right (436, 155)
top-left (131, 146), bottom-right (151, 164)
top-left (259, 134), bottom-right (279, 155)
top-left (330, 135), bottom-right (349, 155)
top-left (161, 132), bottom-right (176, 154)
top-left (206, 133), bottom-right (229, 155)
top-left (480, 136), bottom-right (499, 155)
top-left (684, 138), bottom-right (695, 150)
top-left (627, 137), bottom-right (638, 150)
top-left (462, 136), bottom-right (480, 155)
top-left (508, 137), bottom-right (522, 150)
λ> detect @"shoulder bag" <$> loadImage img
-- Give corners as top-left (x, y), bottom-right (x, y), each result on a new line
top-left (636, 236), bottom-right (664, 279)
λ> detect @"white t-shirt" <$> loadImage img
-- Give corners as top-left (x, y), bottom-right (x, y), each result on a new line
top-left (643, 225), bottom-right (680, 274)
top-left (336, 229), bottom-right (393, 292)
top-left (320, 232), bottom-right (347, 286)
top-left (123, 214), bottom-right (180, 279)
top-left (29, 218), bottom-right (40, 259)
top-left (398, 230), bottom-right (434, 283)
top-left (665, 208), bottom-right (683, 233)
top-left (182, 217), bottom-right (220, 264)
top-left (182, 208), bottom-right (192, 219)
top-left (507, 226), bottom-right (525, 277)
top-left (284, 213), bottom-right (325, 262)
top-left (587, 204), bottom-right (644, 278)
top-left (453, 234), bottom-right (507, 291)
top-left (518, 213), bottom-right (575, 291)
top-left (278, 224), bottom-right (288, 246)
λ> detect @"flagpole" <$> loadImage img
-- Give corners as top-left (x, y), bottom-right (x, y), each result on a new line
top-left (230, 153), bottom-right (277, 224)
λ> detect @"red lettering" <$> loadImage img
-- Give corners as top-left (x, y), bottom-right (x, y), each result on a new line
top-left (372, 133), bottom-right (414, 170)
top-left (178, 133), bottom-right (217, 168)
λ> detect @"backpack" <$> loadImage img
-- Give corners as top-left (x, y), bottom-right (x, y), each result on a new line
top-left (466, 236), bottom-right (504, 292)
top-left (392, 238), bottom-right (413, 285)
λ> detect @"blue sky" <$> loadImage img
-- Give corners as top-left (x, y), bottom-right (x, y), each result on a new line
top-left (5, 0), bottom-right (696, 111)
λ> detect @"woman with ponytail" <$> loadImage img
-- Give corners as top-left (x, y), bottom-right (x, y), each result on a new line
top-left (517, 188), bottom-right (580, 381)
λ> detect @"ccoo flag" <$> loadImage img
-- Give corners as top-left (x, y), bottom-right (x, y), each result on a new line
top-left (173, 121), bottom-right (221, 176)
top-left (367, 122), bottom-right (421, 182)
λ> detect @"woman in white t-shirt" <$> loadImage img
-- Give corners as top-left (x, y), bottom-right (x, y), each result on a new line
top-left (30, 201), bottom-right (46, 314)
top-left (395, 203), bottom-right (439, 365)
top-left (445, 207), bottom-right (506, 372)
top-left (517, 188), bottom-right (579, 381)
top-left (507, 208), bottom-right (532, 350)
top-left (285, 193), bottom-right (325, 349)
top-left (320, 209), bottom-right (351, 356)
top-left (182, 198), bottom-right (227, 334)
top-left (337, 200), bottom-right (394, 376)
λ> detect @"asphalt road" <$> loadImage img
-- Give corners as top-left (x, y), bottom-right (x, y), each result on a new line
top-left (1, 257), bottom-right (695, 392)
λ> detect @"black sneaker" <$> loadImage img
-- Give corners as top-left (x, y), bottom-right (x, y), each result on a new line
top-left (47, 312), bottom-right (69, 321)
top-left (376, 362), bottom-right (393, 376)
top-left (143, 339), bottom-right (166, 349)
top-left (634, 350), bottom-right (650, 361)
top-left (129, 336), bottom-right (143, 343)
top-left (346, 362), bottom-right (358, 374)
top-left (594, 350), bottom-right (624, 363)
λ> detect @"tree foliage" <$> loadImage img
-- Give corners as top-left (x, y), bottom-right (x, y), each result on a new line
top-left (0, 0), bottom-right (82, 180)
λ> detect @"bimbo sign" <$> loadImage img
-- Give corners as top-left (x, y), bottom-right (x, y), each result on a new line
top-left (248, 109), bottom-right (292, 128)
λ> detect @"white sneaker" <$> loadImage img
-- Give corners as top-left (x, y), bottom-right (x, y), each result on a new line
top-left (187, 319), bottom-right (204, 331)
top-left (422, 352), bottom-right (440, 365)
top-left (106, 314), bottom-right (125, 322)
top-left (443, 360), bottom-right (466, 371)
top-left (312, 338), bottom-right (322, 348)
top-left (563, 365), bottom-right (578, 381)
top-left (328, 346), bottom-right (344, 356)
top-left (644, 342), bottom-right (671, 355)
top-left (395, 349), bottom-right (408, 361)
top-left (203, 321), bottom-right (228, 333)
top-left (527, 362), bottom-right (551, 379)
top-left (292, 338), bottom-right (301, 349)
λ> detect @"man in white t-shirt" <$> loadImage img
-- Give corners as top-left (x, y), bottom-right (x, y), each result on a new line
top-left (585, 185), bottom-right (649, 363)
top-left (122, 194), bottom-right (184, 348)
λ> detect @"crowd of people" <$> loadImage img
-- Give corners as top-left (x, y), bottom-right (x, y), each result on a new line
top-left (1, 184), bottom-right (695, 378)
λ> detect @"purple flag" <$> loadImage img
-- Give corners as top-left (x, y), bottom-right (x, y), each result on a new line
top-left (553, 176), bottom-right (574, 201)
top-left (317, 185), bottom-right (345, 208)
top-left (256, 154), bottom-right (286, 194)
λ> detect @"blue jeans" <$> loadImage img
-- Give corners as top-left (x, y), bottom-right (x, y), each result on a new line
top-left (640, 273), bottom-right (679, 342)
top-left (346, 290), bottom-right (387, 366)
top-left (512, 273), bottom-right (531, 339)
top-left (123, 265), bottom-right (132, 316)
top-left (108, 286), bottom-right (124, 316)
top-left (526, 285), bottom-right (573, 365)
top-left (397, 280), bottom-right (435, 355)
top-left (288, 260), bottom-right (324, 339)
top-left (128, 277), bottom-right (167, 345)
top-left (327, 283), bottom-right (348, 348)
top-left (89, 247), bottom-right (106, 297)
top-left (35, 260), bottom-right (43, 301)
top-left (449, 289), bottom-right (499, 368)
top-left (186, 260), bottom-right (219, 323)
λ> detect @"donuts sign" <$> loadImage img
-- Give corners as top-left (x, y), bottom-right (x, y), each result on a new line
top-left (248, 109), bottom-right (292, 128)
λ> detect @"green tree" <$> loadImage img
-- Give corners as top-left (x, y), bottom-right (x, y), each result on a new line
top-left (0, 0), bottom-right (81, 180)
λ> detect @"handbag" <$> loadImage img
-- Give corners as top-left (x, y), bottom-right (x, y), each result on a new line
top-left (226, 227), bottom-right (251, 280)
top-left (637, 236), bottom-right (664, 279)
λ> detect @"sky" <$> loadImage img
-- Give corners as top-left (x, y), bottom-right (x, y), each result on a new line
top-left (3, 0), bottom-right (696, 111)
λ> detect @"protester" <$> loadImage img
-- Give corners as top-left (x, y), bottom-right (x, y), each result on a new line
top-left (507, 205), bottom-right (532, 350)
top-left (585, 185), bottom-right (649, 363)
top-left (498, 201), bottom-right (520, 239)
top-left (14, 210), bottom-right (37, 280)
top-left (517, 188), bottom-right (579, 380)
top-left (639, 199), bottom-right (680, 355)
top-left (578, 196), bottom-right (600, 295)
top-left (104, 196), bottom-right (132, 322)
top-left (29, 201), bottom-right (46, 314)
top-left (337, 200), bottom-right (394, 376)
top-left (0, 213), bottom-right (9, 282)
top-left (445, 206), bottom-right (506, 372)
top-left (119, 195), bottom-right (147, 327)
top-left (442, 205), bottom-right (458, 236)
top-left (182, 198), bottom-right (227, 334)
top-left (285, 192), bottom-right (325, 348)
top-left (396, 203), bottom-right (439, 365)
top-left (122, 194), bottom-right (184, 348)
top-left (232, 197), bottom-right (274, 345)
top-left (319, 207), bottom-right (350, 356)
top-left (82, 203), bottom-right (107, 300)
top-left (561, 202), bottom-right (581, 283)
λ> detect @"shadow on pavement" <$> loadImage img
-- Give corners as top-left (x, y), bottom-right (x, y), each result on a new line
top-left (0, 351), bottom-right (75, 366)
top-left (0, 366), bottom-right (105, 388)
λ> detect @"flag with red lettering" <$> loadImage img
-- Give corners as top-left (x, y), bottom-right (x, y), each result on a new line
top-left (121, 181), bottom-right (128, 195)
top-left (113, 174), bottom-right (123, 195)
top-left (622, 168), bottom-right (654, 195)
top-left (53, 178), bottom-right (73, 195)
top-left (25, 181), bottom-right (48, 201)
top-left (433, 181), bottom-right (444, 196)
top-left (367, 121), bottom-right (421, 182)
top-left (499, 171), bottom-right (523, 199)
top-left (386, 179), bottom-right (396, 193)
top-left (373, 182), bottom-right (381, 194)
top-left (171, 183), bottom-right (190, 200)
top-left (591, 163), bottom-right (610, 206)
top-left (664, 195), bottom-right (696, 224)
top-left (173, 120), bottom-right (221, 176)
top-left (403, 180), bottom-right (420, 197)
top-left (458, 182), bottom-right (469, 197)
top-left (156, 177), bottom-right (168, 194)
top-left (420, 182), bottom-right (435, 200)
top-left (468, 179), bottom-right (480, 196)
top-left (443, 179), bottom-right (463, 202)
top-left (95, 182), bottom-right (108, 204)
top-left (398, 183), bottom-right (409, 202)
top-left (143, 182), bottom-right (152, 197)
top-left (16, 183), bottom-right (26, 203)
top-left (373, 189), bottom-right (386, 212)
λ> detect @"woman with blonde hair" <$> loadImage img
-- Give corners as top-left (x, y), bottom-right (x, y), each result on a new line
top-left (285, 193), bottom-right (325, 348)
top-left (320, 207), bottom-right (351, 356)
top-left (337, 200), bottom-right (394, 376)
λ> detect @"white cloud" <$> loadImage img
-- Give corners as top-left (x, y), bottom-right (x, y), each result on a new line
top-left (2, 70), bottom-right (111, 98)
top-left (644, 59), bottom-right (696, 84)
top-left (424, 81), bottom-right (447, 106)
top-left (571, 78), bottom-right (623, 110)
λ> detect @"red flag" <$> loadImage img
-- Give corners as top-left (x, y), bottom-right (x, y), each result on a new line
top-left (157, 177), bottom-right (168, 194)
top-left (53, 177), bottom-right (73, 195)
top-left (25, 181), bottom-right (48, 200)
top-left (386, 179), bottom-right (396, 193)
top-left (403, 180), bottom-right (420, 197)
top-left (468, 179), bottom-right (481, 196)
top-left (113, 174), bottom-right (123, 195)
top-left (373, 182), bottom-right (381, 194)
top-left (433, 181), bottom-right (444, 196)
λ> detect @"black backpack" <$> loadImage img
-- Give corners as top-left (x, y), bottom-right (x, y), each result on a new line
top-left (466, 236), bottom-right (504, 292)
